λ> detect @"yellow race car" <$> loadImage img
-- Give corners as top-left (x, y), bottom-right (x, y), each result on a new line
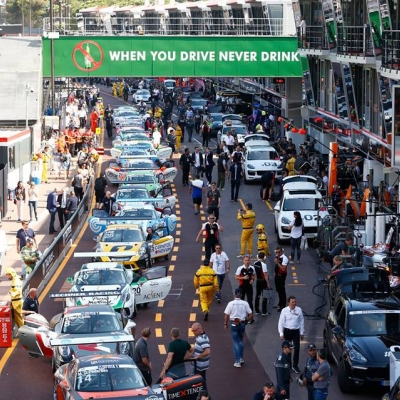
top-left (93, 224), bottom-right (174, 270)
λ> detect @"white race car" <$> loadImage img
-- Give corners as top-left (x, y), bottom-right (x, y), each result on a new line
top-left (274, 176), bottom-right (327, 244)
top-left (244, 142), bottom-right (281, 183)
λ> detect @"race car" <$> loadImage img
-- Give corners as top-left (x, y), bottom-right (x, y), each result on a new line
top-left (88, 205), bottom-right (177, 237)
top-left (18, 305), bottom-right (136, 372)
top-left (112, 132), bottom-right (151, 146)
top-left (66, 263), bottom-right (172, 310)
top-left (65, 262), bottom-right (136, 317)
top-left (111, 144), bottom-right (172, 160)
top-left (105, 162), bottom-right (178, 185)
top-left (114, 185), bottom-right (176, 210)
top-left (93, 224), bottom-right (174, 268)
top-left (111, 171), bottom-right (162, 193)
top-left (53, 354), bottom-right (204, 400)
top-left (274, 176), bottom-right (328, 244)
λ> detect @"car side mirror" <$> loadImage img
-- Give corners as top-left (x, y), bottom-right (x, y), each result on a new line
top-left (332, 326), bottom-right (343, 336)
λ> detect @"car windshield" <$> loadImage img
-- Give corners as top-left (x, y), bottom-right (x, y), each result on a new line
top-left (124, 175), bottom-right (154, 183)
top-left (246, 135), bottom-right (270, 142)
top-left (117, 189), bottom-right (149, 199)
top-left (223, 126), bottom-right (246, 135)
top-left (102, 229), bottom-right (142, 243)
top-left (211, 114), bottom-right (223, 122)
top-left (118, 112), bottom-right (138, 118)
top-left (76, 270), bottom-right (126, 286)
top-left (117, 209), bottom-right (157, 219)
top-left (247, 151), bottom-right (277, 161)
top-left (61, 313), bottom-right (120, 334)
top-left (348, 311), bottom-right (400, 337)
top-left (76, 365), bottom-right (146, 392)
top-left (191, 99), bottom-right (208, 106)
top-left (282, 198), bottom-right (320, 211)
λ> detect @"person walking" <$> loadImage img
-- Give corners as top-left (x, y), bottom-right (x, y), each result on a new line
top-left (209, 245), bottom-right (230, 303)
top-left (175, 123), bottom-right (183, 152)
top-left (72, 169), bottom-right (84, 202)
top-left (224, 288), bottom-right (253, 368)
top-left (41, 146), bottom-right (51, 183)
top-left (237, 203), bottom-right (256, 258)
top-left (312, 349), bottom-right (331, 400)
top-left (274, 340), bottom-right (293, 399)
top-left (6, 267), bottom-right (24, 328)
top-left (159, 328), bottom-right (191, 380)
top-left (256, 224), bottom-right (271, 256)
top-left (261, 171), bottom-right (275, 201)
top-left (274, 246), bottom-right (289, 311)
top-left (278, 296), bottom-right (305, 374)
top-left (188, 322), bottom-right (211, 389)
top-left (228, 158), bottom-right (243, 202)
top-left (16, 220), bottom-right (37, 254)
top-left (191, 147), bottom-right (204, 177)
top-left (46, 188), bottom-right (58, 234)
top-left (254, 252), bottom-right (270, 316)
top-left (22, 287), bottom-right (39, 315)
top-left (27, 182), bottom-right (39, 222)
top-left (216, 152), bottom-right (228, 191)
top-left (14, 181), bottom-right (26, 222)
top-left (179, 148), bottom-right (192, 187)
top-left (206, 182), bottom-right (221, 222)
top-left (194, 259), bottom-right (219, 321)
top-left (235, 256), bottom-right (256, 319)
top-left (105, 113), bottom-right (114, 139)
top-left (289, 211), bottom-right (303, 264)
top-left (204, 147), bottom-right (215, 187)
top-left (302, 343), bottom-right (319, 400)
top-left (196, 215), bottom-right (223, 260)
top-left (133, 327), bottom-right (153, 386)
top-left (201, 120), bottom-right (211, 147)
top-left (57, 188), bottom-right (68, 229)
top-left (94, 173), bottom-right (108, 209)
top-left (189, 174), bottom-right (205, 215)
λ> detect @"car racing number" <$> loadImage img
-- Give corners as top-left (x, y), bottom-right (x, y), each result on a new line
top-left (132, 286), bottom-right (142, 295)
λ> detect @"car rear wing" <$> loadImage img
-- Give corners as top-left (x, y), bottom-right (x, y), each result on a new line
top-left (74, 252), bottom-right (139, 258)
top-left (49, 290), bottom-right (122, 299)
top-left (50, 333), bottom-right (135, 347)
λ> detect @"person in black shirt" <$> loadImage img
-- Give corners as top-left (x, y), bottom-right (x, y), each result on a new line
top-left (94, 173), bottom-right (108, 208)
top-left (253, 382), bottom-right (282, 400)
top-left (22, 287), bottom-right (39, 314)
top-left (65, 191), bottom-right (79, 221)
top-left (228, 159), bottom-right (243, 202)
top-left (179, 148), bottom-right (192, 186)
top-left (105, 113), bottom-right (114, 138)
top-left (100, 191), bottom-right (118, 215)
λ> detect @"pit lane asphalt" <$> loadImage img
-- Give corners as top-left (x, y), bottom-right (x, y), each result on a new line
top-left (0, 91), bottom-right (385, 400)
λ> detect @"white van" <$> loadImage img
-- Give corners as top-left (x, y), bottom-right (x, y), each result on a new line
top-left (164, 79), bottom-right (177, 91)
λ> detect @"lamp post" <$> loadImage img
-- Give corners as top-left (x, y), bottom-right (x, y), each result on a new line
top-left (25, 84), bottom-right (32, 128)
top-left (50, 0), bottom-right (56, 116)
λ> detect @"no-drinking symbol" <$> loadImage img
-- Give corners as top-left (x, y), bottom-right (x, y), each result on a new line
top-left (72, 40), bottom-right (104, 72)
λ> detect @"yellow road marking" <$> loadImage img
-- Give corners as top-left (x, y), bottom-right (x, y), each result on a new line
top-left (177, 223), bottom-right (182, 228)
top-left (188, 328), bottom-right (194, 337)
top-left (171, 255), bottom-right (177, 261)
top-left (189, 313), bottom-right (197, 321)
top-left (173, 246), bottom-right (179, 252)
top-left (175, 238), bottom-right (180, 243)
top-left (288, 283), bottom-right (306, 286)
top-left (0, 339), bottom-right (19, 373)
top-left (175, 204), bottom-right (180, 209)
top-left (158, 300), bottom-right (165, 307)
top-left (169, 265), bottom-right (175, 271)
top-left (155, 313), bottom-right (163, 322)
top-left (176, 230), bottom-right (181, 235)
top-left (291, 267), bottom-right (296, 270)
top-left (192, 300), bottom-right (199, 307)
top-left (294, 280), bottom-right (299, 284)
top-left (292, 272), bottom-right (297, 276)
top-left (155, 328), bottom-right (163, 337)
top-left (264, 201), bottom-right (273, 210)
top-left (158, 344), bottom-right (166, 355)
top-left (195, 289), bottom-right (199, 295)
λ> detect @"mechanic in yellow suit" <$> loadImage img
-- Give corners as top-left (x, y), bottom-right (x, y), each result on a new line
top-left (256, 224), bottom-right (271, 256)
top-left (193, 259), bottom-right (219, 321)
top-left (175, 123), bottom-right (183, 152)
top-left (112, 82), bottom-right (117, 97)
top-left (119, 82), bottom-right (124, 97)
top-left (286, 153), bottom-right (297, 176)
top-left (6, 267), bottom-right (24, 328)
top-left (41, 146), bottom-right (51, 183)
top-left (237, 203), bottom-right (256, 258)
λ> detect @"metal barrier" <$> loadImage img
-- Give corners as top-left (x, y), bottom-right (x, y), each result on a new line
top-left (337, 26), bottom-right (374, 57)
top-left (43, 17), bottom-right (295, 37)
top-left (22, 178), bottom-right (95, 296)
top-left (382, 30), bottom-right (400, 71)
top-left (297, 26), bottom-right (329, 51)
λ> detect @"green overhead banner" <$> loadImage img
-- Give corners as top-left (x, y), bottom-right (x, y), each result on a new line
top-left (42, 36), bottom-right (303, 78)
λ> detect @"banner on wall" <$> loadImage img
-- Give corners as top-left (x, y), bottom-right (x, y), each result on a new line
top-left (42, 36), bottom-right (303, 78)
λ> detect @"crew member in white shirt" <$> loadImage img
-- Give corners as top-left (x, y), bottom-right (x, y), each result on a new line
top-left (210, 245), bottom-right (230, 303)
top-left (277, 296), bottom-right (305, 374)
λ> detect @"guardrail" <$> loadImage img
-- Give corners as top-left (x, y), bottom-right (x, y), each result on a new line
top-left (43, 17), bottom-right (295, 37)
top-left (22, 178), bottom-right (94, 296)
top-left (337, 26), bottom-right (374, 57)
top-left (297, 26), bottom-right (329, 50)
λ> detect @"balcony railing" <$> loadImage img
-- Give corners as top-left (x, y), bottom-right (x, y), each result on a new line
top-left (382, 30), bottom-right (400, 71)
top-left (297, 26), bottom-right (329, 51)
top-left (43, 17), bottom-right (295, 37)
top-left (337, 26), bottom-right (374, 57)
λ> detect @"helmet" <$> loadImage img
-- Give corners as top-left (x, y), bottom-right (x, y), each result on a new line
top-left (256, 224), bottom-right (264, 231)
top-left (297, 377), bottom-right (305, 387)
top-left (245, 203), bottom-right (253, 210)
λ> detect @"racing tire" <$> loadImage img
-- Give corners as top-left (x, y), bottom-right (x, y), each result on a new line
top-left (338, 360), bottom-right (354, 394)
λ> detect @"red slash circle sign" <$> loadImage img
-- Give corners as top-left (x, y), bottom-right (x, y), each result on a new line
top-left (72, 40), bottom-right (104, 72)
